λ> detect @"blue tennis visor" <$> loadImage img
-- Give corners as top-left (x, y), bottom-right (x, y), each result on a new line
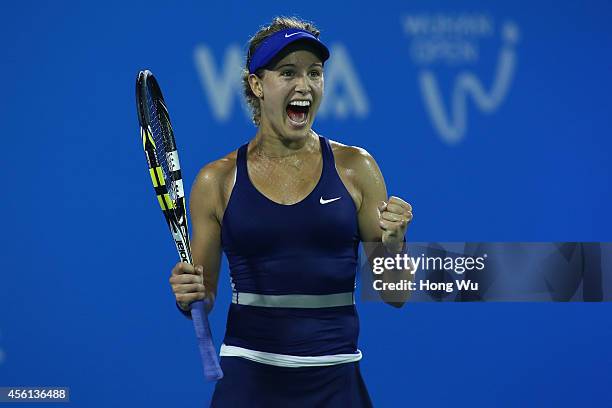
top-left (248, 29), bottom-right (330, 74)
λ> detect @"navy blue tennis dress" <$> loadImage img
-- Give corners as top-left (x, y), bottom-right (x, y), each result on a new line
top-left (210, 136), bottom-right (373, 407)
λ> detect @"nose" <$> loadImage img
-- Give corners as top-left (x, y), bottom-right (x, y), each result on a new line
top-left (294, 74), bottom-right (310, 94)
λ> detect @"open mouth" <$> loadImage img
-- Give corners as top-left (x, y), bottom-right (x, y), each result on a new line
top-left (286, 100), bottom-right (311, 127)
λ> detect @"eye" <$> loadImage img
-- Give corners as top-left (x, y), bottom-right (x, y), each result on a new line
top-left (281, 70), bottom-right (294, 77)
top-left (309, 70), bottom-right (322, 78)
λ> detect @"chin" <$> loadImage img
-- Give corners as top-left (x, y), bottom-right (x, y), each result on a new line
top-left (284, 125), bottom-right (313, 141)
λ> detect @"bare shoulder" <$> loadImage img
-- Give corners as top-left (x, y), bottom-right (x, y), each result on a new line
top-left (328, 139), bottom-right (383, 182)
top-left (190, 149), bottom-right (238, 219)
top-left (327, 138), bottom-right (386, 211)
top-left (193, 150), bottom-right (237, 189)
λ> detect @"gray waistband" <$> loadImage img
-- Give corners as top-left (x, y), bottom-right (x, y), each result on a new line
top-left (232, 291), bottom-right (355, 308)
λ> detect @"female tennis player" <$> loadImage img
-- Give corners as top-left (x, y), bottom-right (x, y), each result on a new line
top-left (169, 16), bottom-right (413, 407)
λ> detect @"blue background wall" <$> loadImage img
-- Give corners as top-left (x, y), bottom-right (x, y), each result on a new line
top-left (1, 1), bottom-right (611, 406)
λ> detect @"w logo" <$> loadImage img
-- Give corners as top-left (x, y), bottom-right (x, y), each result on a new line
top-left (404, 15), bottom-right (520, 145)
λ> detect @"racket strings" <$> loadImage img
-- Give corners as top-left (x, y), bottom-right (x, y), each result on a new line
top-left (146, 87), bottom-right (178, 203)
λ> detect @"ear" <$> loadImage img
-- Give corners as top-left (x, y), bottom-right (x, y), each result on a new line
top-left (248, 73), bottom-right (263, 98)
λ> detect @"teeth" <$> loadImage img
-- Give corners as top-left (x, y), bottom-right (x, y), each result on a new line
top-left (289, 100), bottom-right (311, 107)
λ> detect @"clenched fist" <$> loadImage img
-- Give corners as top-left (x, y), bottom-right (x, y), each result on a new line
top-left (377, 196), bottom-right (413, 252)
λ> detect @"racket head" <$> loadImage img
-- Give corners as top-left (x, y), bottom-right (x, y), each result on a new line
top-left (136, 70), bottom-right (192, 264)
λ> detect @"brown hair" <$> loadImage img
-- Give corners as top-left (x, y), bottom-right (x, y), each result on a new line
top-left (242, 16), bottom-right (321, 126)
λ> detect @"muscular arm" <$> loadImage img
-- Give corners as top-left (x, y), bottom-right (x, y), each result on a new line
top-left (188, 159), bottom-right (234, 310)
top-left (351, 148), bottom-right (387, 244)
top-left (190, 169), bottom-right (222, 304)
top-left (345, 147), bottom-right (413, 307)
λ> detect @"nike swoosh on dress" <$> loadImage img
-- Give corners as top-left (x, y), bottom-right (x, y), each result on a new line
top-left (320, 196), bottom-right (341, 205)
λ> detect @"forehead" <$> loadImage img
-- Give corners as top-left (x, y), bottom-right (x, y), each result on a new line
top-left (268, 42), bottom-right (324, 70)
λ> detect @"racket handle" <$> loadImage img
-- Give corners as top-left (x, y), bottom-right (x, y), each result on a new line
top-left (190, 300), bottom-right (224, 381)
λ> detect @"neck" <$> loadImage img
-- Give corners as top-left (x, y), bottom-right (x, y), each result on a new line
top-left (253, 124), bottom-right (318, 158)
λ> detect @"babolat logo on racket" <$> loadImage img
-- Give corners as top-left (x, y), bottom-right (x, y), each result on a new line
top-left (176, 240), bottom-right (189, 262)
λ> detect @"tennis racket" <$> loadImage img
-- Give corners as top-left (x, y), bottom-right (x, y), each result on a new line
top-left (135, 70), bottom-right (223, 381)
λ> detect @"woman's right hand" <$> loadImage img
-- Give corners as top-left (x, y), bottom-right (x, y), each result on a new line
top-left (169, 262), bottom-right (206, 311)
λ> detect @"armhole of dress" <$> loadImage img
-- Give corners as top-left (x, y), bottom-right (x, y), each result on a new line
top-left (322, 136), bottom-right (342, 182)
top-left (232, 143), bottom-right (249, 191)
top-left (220, 145), bottom-right (245, 225)
top-left (320, 136), bottom-right (334, 173)
top-left (324, 137), bottom-right (360, 214)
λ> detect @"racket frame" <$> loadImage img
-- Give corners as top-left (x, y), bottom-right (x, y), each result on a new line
top-left (136, 70), bottom-right (223, 381)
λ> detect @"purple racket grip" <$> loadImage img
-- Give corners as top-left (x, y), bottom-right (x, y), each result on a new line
top-left (190, 299), bottom-right (223, 381)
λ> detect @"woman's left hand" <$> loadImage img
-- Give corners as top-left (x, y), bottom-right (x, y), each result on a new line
top-left (377, 196), bottom-right (413, 252)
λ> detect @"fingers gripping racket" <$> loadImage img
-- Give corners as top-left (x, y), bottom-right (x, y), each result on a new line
top-left (135, 70), bottom-right (223, 381)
